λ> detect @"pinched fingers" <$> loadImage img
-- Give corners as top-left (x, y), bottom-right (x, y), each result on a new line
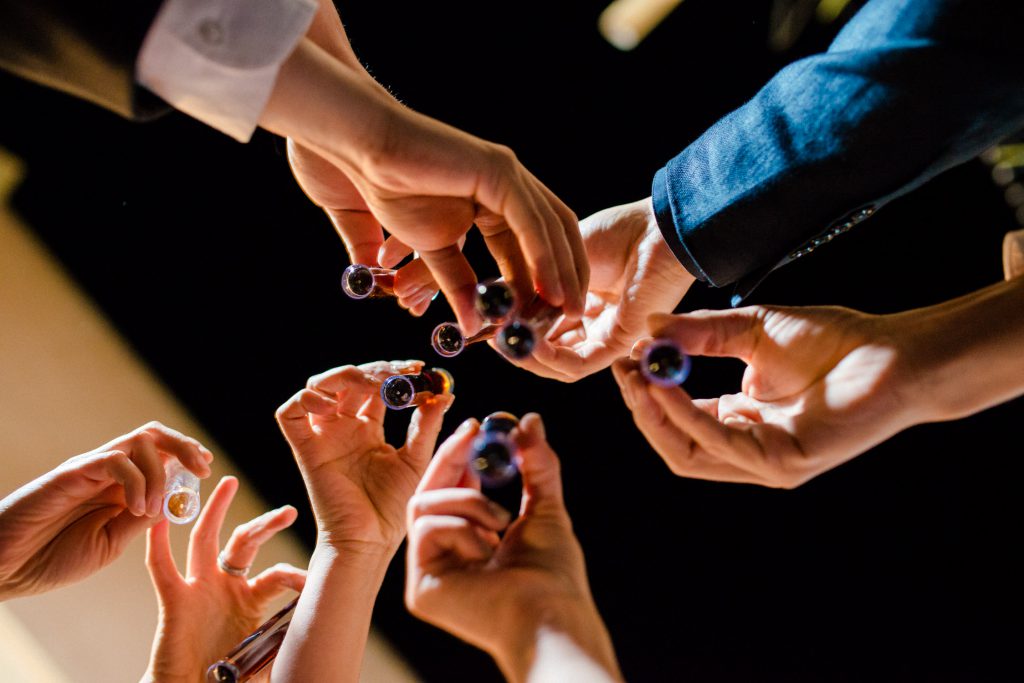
top-left (394, 257), bottom-right (439, 317)
top-left (419, 246), bottom-right (482, 335)
top-left (415, 418), bottom-right (480, 497)
top-left (612, 360), bottom-right (764, 484)
top-left (535, 180), bottom-right (587, 319)
top-left (403, 393), bottom-right (454, 470)
top-left (90, 449), bottom-right (147, 516)
top-left (128, 421), bottom-right (213, 479)
top-left (410, 515), bottom-right (496, 569)
top-left (647, 384), bottom-right (809, 488)
top-left (275, 388), bottom-right (339, 444)
top-left (409, 488), bottom-right (511, 532)
top-left (510, 413), bottom-right (565, 513)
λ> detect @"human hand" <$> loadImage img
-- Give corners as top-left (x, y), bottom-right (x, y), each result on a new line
top-left (0, 422), bottom-right (212, 601)
top-left (612, 306), bottom-right (919, 488)
top-left (501, 197), bottom-right (694, 381)
top-left (275, 360), bottom-right (452, 555)
top-left (287, 142), bottom-right (439, 316)
top-left (405, 414), bottom-right (621, 682)
top-left (142, 476), bottom-right (305, 683)
top-left (262, 41), bottom-right (587, 335)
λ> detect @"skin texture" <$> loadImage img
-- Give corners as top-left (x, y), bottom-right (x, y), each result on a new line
top-left (406, 414), bottom-right (622, 683)
top-left (141, 476), bottom-right (306, 683)
top-left (500, 197), bottom-right (695, 381)
top-left (0, 422), bottom-right (212, 601)
top-left (262, 4), bottom-right (588, 336)
top-left (269, 360), bottom-right (452, 683)
top-left (613, 275), bottom-right (1024, 488)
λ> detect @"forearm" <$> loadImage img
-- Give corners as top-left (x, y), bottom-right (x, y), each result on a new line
top-left (893, 276), bottom-right (1024, 423)
top-left (270, 542), bottom-right (393, 683)
top-left (493, 602), bottom-right (622, 683)
top-left (655, 0), bottom-right (1024, 289)
top-left (260, 37), bottom-right (396, 173)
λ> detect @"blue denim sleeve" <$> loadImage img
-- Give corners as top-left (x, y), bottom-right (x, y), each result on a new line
top-left (652, 0), bottom-right (1024, 294)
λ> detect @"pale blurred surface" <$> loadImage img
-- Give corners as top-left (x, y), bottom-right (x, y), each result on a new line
top-left (0, 148), bottom-right (419, 682)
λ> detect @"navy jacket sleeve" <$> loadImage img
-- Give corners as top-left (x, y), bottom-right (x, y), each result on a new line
top-left (0, 0), bottom-right (166, 118)
top-left (652, 0), bottom-right (1024, 303)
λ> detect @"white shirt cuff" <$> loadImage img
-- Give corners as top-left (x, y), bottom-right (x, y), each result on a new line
top-left (136, 0), bottom-right (317, 142)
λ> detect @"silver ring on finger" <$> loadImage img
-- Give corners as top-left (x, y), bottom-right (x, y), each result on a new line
top-left (217, 551), bottom-right (251, 577)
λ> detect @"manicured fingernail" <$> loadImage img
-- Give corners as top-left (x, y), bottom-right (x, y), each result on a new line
top-left (456, 418), bottom-right (478, 434)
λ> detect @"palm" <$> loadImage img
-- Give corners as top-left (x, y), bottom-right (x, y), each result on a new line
top-left (152, 579), bottom-right (278, 680)
top-left (712, 312), bottom-right (903, 460)
top-left (655, 306), bottom-right (906, 486)
top-left (524, 199), bottom-right (692, 381)
top-left (303, 413), bottom-right (420, 548)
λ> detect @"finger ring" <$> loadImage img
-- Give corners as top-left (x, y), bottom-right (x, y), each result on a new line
top-left (217, 552), bottom-right (250, 577)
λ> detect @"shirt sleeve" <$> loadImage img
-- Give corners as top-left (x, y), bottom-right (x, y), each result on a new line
top-left (136, 0), bottom-right (317, 143)
top-left (651, 0), bottom-right (1024, 301)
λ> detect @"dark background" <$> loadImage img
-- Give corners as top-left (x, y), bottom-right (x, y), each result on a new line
top-left (2, 0), bottom-right (1022, 680)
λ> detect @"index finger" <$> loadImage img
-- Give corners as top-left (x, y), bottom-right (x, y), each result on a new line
top-left (419, 245), bottom-right (482, 336)
top-left (133, 422), bottom-right (212, 478)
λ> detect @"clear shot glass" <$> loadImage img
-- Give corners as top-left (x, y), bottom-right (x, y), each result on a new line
top-left (380, 367), bottom-right (455, 410)
top-left (640, 338), bottom-right (692, 387)
top-left (474, 279), bottom-right (516, 321)
top-left (469, 412), bottom-right (520, 487)
top-left (341, 264), bottom-right (397, 300)
top-left (431, 321), bottom-right (502, 358)
top-left (495, 295), bottom-right (562, 360)
top-left (163, 459), bottom-right (201, 525)
top-left (206, 598), bottom-right (297, 682)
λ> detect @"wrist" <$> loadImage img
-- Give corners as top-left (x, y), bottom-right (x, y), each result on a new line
top-left (889, 277), bottom-right (1024, 423)
top-left (491, 597), bottom-right (621, 683)
top-left (313, 534), bottom-right (397, 573)
top-left (260, 38), bottom-right (401, 172)
top-left (641, 196), bottom-right (696, 298)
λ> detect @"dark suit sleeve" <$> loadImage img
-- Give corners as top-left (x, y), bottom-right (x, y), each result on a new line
top-left (0, 0), bottom-right (167, 118)
top-left (652, 0), bottom-right (1024, 303)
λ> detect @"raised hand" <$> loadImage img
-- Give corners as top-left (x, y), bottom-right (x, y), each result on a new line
top-left (274, 360), bottom-right (451, 552)
top-left (142, 476), bottom-right (305, 683)
top-left (269, 360), bottom-right (452, 683)
top-left (261, 39), bottom-right (588, 335)
top-left (612, 307), bottom-right (911, 488)
top-left (0, 422), bottom-right (212, 601)
top-left (501, 198), bottom-right (694, 381)
top-left (406, 414), bottom-right (621, 683)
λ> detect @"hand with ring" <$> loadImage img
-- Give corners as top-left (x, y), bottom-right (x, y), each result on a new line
top-left (142, 476), bottom-right (307, 683)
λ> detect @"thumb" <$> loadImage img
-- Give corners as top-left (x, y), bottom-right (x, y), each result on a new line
top-left (647, 308), bottom-right (764, 362)
top-left (513, 413), bottom-right (565, 513)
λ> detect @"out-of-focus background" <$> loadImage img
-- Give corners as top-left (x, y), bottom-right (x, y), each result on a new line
top-left (1, 1), bottom-right (1022, 680)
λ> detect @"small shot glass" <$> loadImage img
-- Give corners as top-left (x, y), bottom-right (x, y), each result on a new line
top-left (640, 339), bottom-right (691, 387)
top-left (431, 321), bottom-right (502, 358)
top-left (469, 412), bottom-right (520, 487)
top-left (474, 279), bottom-right (516, 321)
top-left (341, 264), bottom-right (397, 300)
top-left (163, 459), bottom-right (201, 525)
top-left (380, 368), bottom-right (455, 410)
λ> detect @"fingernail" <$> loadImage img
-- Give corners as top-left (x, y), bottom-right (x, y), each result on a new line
top-left (630, 337), bottom-right (653, 361)
top-left (456, 418), bottom-right (478, 434)
top-left (488, 501), bottom-right (512, 524)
